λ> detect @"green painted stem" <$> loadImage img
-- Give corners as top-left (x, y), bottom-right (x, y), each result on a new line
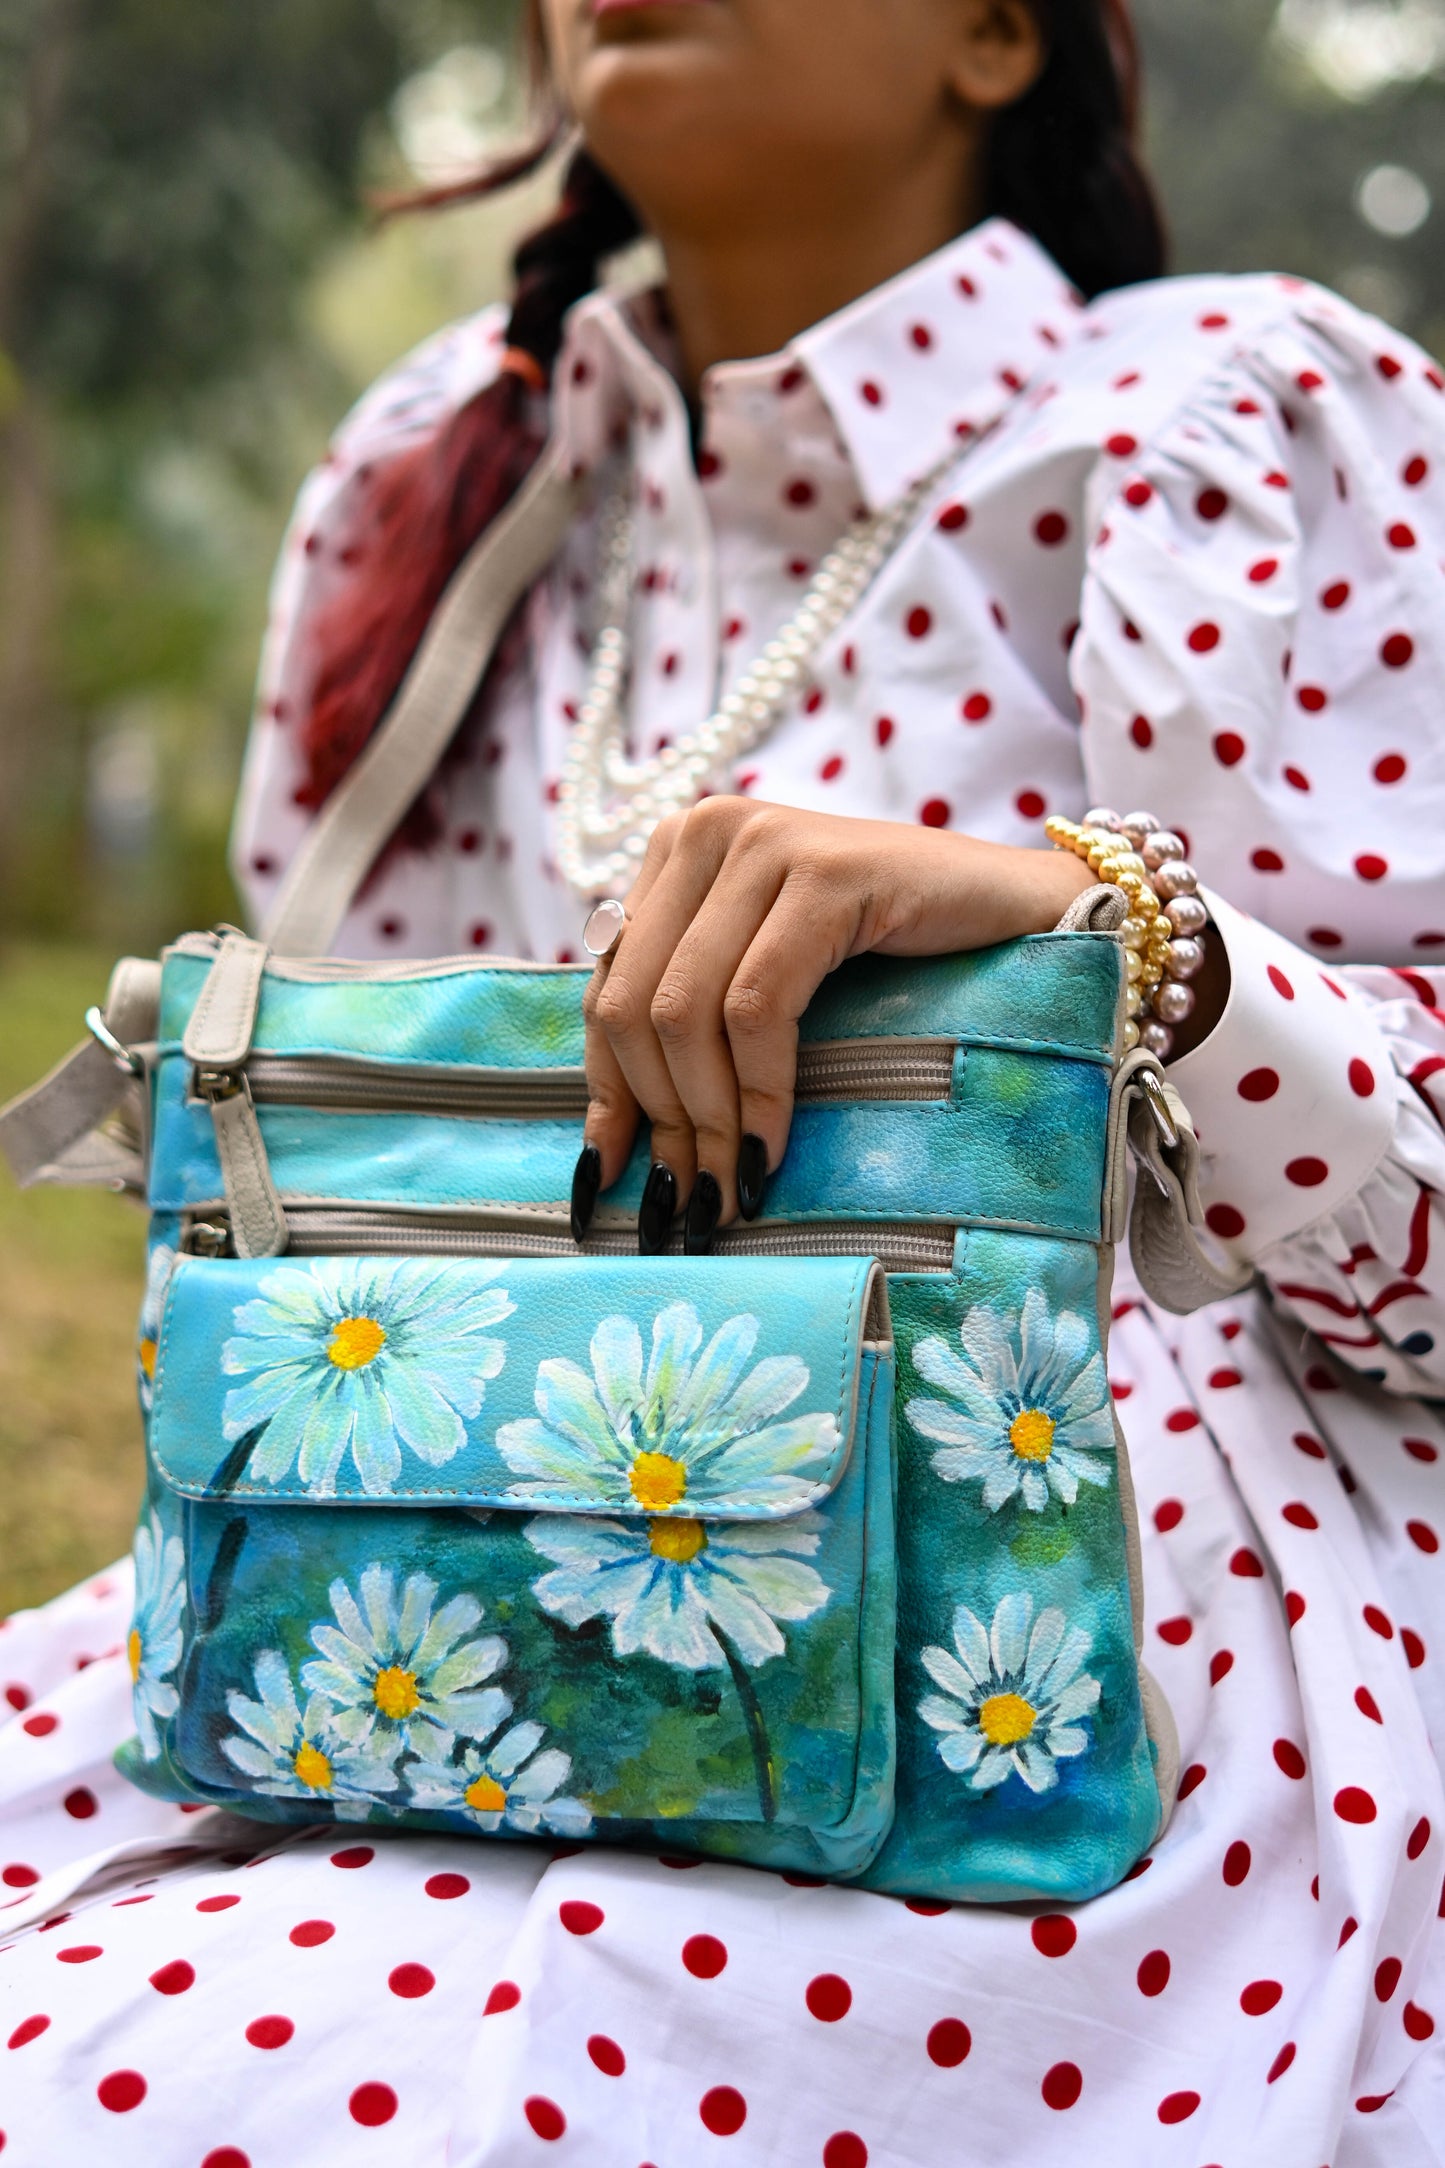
top-left (716, 1629), bottom-right (776, 1823)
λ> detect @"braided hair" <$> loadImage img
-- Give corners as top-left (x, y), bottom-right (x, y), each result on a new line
top-left (296, 0), bottom-right (1164, 846)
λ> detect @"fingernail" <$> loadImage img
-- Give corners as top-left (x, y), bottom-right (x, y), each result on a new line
top-left (685, 1171), bottom-right (723, 1256)
top-left (638, 1161), bottom-right (678, 1255)
top-left (737, 1134), bottom-right (769, 1222)
top-left (570, 1145), bottom-right (602, 1244)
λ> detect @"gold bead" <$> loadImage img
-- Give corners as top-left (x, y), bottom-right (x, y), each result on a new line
top-left (1125, 987), bottom-right (1144, 1018)
top-left (1112, 851), bottom-right (1147, 881)
top-left (1125, 950), bottom-right (1144, 983)
top-left (1121, 915), bottom-right (1148, 951)
top-left (1122, 1018), bottom-right (1141, 1051)
top-left (1133, 888), bottom-right (1160, 922)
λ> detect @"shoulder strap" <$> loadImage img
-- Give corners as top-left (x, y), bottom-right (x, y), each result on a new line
top-left (261, 442), bottom-right (580, 958)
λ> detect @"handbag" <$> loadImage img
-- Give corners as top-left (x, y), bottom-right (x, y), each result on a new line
top-left (0, 450), bottom-right (1245, 1901)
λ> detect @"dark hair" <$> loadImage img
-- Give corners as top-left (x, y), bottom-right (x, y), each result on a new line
top-left (297, 0), bottom-right (1164, 849)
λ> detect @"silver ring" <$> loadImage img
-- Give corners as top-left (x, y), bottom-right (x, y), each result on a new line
top-left (582, 897), bottom-right (628, 960)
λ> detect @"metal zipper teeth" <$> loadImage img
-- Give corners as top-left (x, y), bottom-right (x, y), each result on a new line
top-left (256, 1209), bottom-right (957, 1274)
top-left (239, 1041), bottom-right (957, 1119)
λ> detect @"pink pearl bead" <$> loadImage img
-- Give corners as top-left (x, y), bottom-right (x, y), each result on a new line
top-left (1153, 860), bottom-right (1199, 901)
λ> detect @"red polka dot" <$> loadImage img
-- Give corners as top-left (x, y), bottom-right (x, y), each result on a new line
top-left (820, 755), bottom-right (845, 783)
top-left (1213, 731), bottom-right (1246, 767)
top-left (1230, 1548), bottom-right (1265, 1579)
top-left (1031, 1916), bottom-right (1078, 1958)
top-left (1320, 580), bottom-right (1351, 610)
top-left (1252, 848), bottom-right (1286, 873)
top-left (1205, 1204), bottom-right (1246, 1239)
top-left (588, 2034), bottom-right (626, 2077)
top-left (1405, 2002), bottom-right (1435, 2041)
top-left (98, 2071), bottom-right (147, 2113)
top-left (1408, 1816), bottom-right (1432, 1860)
top-left (1157, 1617), bottom-right (1193, 1646)
top-left (683, 1933), bottom-right (728, 1979)
top-left (824, 2136), bottom-right (868, 2168)
top-left (1249, 557), bottom-right (1279, 583)
top-left (196, 1894), bottom-right (240, 1912)
top-left (1335, 1787), bottom-right (1378, 1825)
top-left (388, 1964), bottom-right (434, 2000)
top-left (1178, 1764), bottom-right (1208, 1800)
top-left (906, 607), bottom-right (932, 640)
top-left (937, 503), bottom-right (970, 532)
top-left (1286, 1590), bottom-right (1307, 1627)
top-left (1137, 1950), bottom-right (1171, 1997)
top-left (1130, 713), bottom-right (1154, 749)
top-left (1355, 854), bottom-right (1389, 883)
top-left (560, 1900), bottom-right (603, 1936)
top-left (57, 1944), bottom-right (101, 1964)
top-left (1210, 1650), bottom-right (1235, 1685)
top-left (1339, 1915), bottom-right (1359, 1944)
top-left (1282, 1502), bottom-right (1319, 1531)
top-left (1267, 966), bottom-right (1295, 1003)
top-left (806, 1973), bottom-right (853, 2021)
top-left (860, 381), bottom-right (883, 407)
top-left (1042, 2062), bottom-right (1083, 2111)
top-left (1286, 1157), bottom-right (1329, 1188)
top-left (926, 2018), bottom-right (972, 2068)
top-left (700, 2086), bottom-right (748, 2136)
top-left (1402, 1628), bottom-right (1426, 1668)
top-left (7, 2015), bottom-right (50, 2050)
top-left (1268, 2043), bottom-right (1297, 2083)
top-left (785, 479), bottom-right (816, 509)
top-left (920, 798), bottom-right (950, 828)
top-left (149, 1959), bottom-right (195, 1995)
top-left (1015, 789), bottom-right (1047, 821)
top-left (904, 1900), bottom-right (952, 1917)
top-left (245, 2015), bottom-right (294, 2050)
top-left (1283, 766), bottom-right (1311, 792)
top-left (420, 1864), bottom-right (465, 1899)
top-left (1158, 2091), bottom-right (1200, 2125)
top-left (1308, 928), bottom-right (1344, 950)
top-left (1153, 1499), bottom-right (1184, 1533)
top-left (329, 1846), bottom-right (373, 1871)
top-left (1223, 1841), bottom-right (1252, 1886)
top-left (1388, 523), bottom-right (1417, 549)
top-left (1188, 622), bottom-right (1221, 654)
top-left (1166, 1408), bottom-right (1201, 1433)
top-left (62, 1787), bottom-right (97, 1820)
top-left (1381, 634), bottom-right (1415, 669)
top-left (875, 716), bottom-right (895, 748)
top-left (1341, 1060), bottom-right (1377, 1104)
top-left (1124, 481), bottom-right (1154, 508)
top-left (1105, 433), bottom-right (1139, 457)
top-left (342, 2083), bottom-right (398, 2129)
top-left (1353, 1685), bottom-right (1383, 1725)
top-left (1034, 511), bottom-right (1069, 547)
top-left (1237, 1067), bottom-right (1280, 1103)
top-left (1296, 684), bottom-right (1329, 713)
top-left (1357, 2092), bottom-right (1394, 2113)
top-left (1405, 1437), bottom-right (1439, 1464)
top-left (21, 1712), bottom-right (57, 1737)
top-left (288, 1920), bottom-right (333, 1948)
top-left (1241, 1979), bottom-right (1282, 2015)
top-left (202, 2152), bottom-right (251, 2168)
top-left (484, 1981), bottom-right (521, 2015)
top-left (1375, 1956), bottom-right (1403, 2002)
top-left (961, 692), bottom-right (993, 724)
top-left (1378, 354), bottom-right (1405, 379)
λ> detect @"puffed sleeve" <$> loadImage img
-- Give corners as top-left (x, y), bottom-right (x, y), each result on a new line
top-left (229, 304), bottom-right (511, 926)
top-left (1073, 283), bottom-right (1445, 1394)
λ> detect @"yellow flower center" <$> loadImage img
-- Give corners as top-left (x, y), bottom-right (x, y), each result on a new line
top-left (649, 1516), bottom-right (708, 1565)
top-left (372, 1666), bottom-right (420, 1720)
top-left (328, 1316), bottom-right (387, 1370)
top-left (1009, 1407), bottom-right (1056, 1463)
top-left (629, 1450), bottom-right (688, 1511)
top-left (465, 1772), bottom-right (508, 1814)
top-left (978, 1692), bottom-right (1038, 1747)
top-left (127, 1627), bottom-right (143, 1683)
top-left (138, 1337), bottom-right (158, 1381)
top-left (293, 1741), bottom-right (334, 1791)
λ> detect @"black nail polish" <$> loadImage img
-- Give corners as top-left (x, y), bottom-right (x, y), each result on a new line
top-left (685, 1171), bottom-right (723, 1256)
top-left (570, 1145), bottom-right (602, 1244)
top-left (638, 1161), bottom-right (678, 1255)
top-left (737, 1134), bottom-right (769, 1222)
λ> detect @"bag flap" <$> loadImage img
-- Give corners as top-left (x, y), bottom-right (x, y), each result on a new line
top-left (149, 1253), bottom-right (890, 1517)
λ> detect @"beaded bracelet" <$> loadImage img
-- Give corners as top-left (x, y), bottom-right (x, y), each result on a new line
top-left (1044, 808), bottom-right (1209, 1058)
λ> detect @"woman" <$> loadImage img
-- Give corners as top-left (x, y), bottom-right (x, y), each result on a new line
top-left (2, 1), bottom-right (1443, 2161)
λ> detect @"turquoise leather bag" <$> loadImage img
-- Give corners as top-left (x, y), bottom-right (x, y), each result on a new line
top-left (3, 910), bottom-right (1226, 1903)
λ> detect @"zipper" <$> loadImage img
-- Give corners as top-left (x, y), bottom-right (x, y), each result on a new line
top-left (184, 1206), bottom-right (957, 1274)
top-left (231, 1039), bottom-right (956, 1120)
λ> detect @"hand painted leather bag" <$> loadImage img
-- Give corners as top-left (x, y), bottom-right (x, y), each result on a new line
top-left (0, 456), bottom-right (1246, 1900)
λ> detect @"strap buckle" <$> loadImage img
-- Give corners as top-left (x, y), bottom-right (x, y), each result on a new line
top-left (1139, 1068), bottom-right (1179, 1153)
top-left (85, 1006), bottom-right (143, 1076)
top-left (193, 1067), bottom-right (247, 1104)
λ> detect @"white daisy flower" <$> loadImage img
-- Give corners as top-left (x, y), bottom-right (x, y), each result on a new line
top-left (128, 1508), bottom-right (186, 1760)
top-left (300, 1563), bottom-right (510, 1755)
top-left (906, 1289), bottom-right (1115, 1514)
top-left (525, 1509), bottom-right (831, 1673)
top-left (136, 1242), bottom-right (177, 1415)
top-left (220, 1257), bottom-right (514, 1496)
top-left (919, 1591), bottom-right (1101, 1795)
top-left (496, 1301), bottom-right (840, 1517)
top-left (408, 1720), bottom-right (592, 1838)
top-left (222, 1649), bottom-right (401, 1815)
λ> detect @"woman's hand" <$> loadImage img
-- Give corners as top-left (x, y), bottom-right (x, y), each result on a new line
top-left (573, 797), bottom-right (1096, 1252)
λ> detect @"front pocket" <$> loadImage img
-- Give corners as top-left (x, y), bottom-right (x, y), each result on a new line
top-left (140, 1253), bottom-right (896, 1865)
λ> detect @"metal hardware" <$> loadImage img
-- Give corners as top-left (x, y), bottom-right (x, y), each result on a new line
top-left (183, 1220), bottom-right (233, 1258)
top-left (85, 1006), bottom-right (143, 1076)
top-left (1139, 1069), bottom-right (1179, 1152)
top-left (192, 1067), bottom-right (247, 1104)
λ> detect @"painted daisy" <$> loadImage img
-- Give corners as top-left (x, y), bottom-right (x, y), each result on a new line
top-left (408, 1720), bottom-right (592, 1838)
top-left (219, 1257), bottom-right (514, 1496)
top-left (906, 1289), bottom-right (1115, 1513)
top-left (496, 1301), bottom-right (840, 1517)
top-left (128, 1507), bottom-right (186, 1760)
top-left (919, 1591), bottom-right (1101, 1795)
top-left (222, 1648), bottom-right (401, 1815)
top-left (300, 1563), bottom-right (510, 1756)
top-left (136, 1241), bottom-right (177, 1415)
top-left (524, 1509), bottom-right (831, 1672)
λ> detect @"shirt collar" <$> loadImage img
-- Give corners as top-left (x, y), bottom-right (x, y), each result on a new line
top-left (555, 218), bottom-right (1085, 511)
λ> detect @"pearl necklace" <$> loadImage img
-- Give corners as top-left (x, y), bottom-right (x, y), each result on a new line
top-left (556, 446), bottom-right (964, 897)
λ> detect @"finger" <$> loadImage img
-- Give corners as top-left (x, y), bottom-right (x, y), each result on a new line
top-left (651, 834), bottom-right (787, 1225)
top-left (725, 868), bottom-right (862, 1187)
top-left (580, 956), bottom-right (642, 1195)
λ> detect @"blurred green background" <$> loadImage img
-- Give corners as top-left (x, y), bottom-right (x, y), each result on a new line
top-left (2, 0), bottom-right (1443, 1615)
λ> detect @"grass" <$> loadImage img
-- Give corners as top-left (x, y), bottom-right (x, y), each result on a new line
top-left (0, 943), bottom-right (148, 1616)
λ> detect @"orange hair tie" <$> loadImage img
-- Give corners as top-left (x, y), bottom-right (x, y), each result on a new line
top-left (501, 345), bottom-right (548, 392)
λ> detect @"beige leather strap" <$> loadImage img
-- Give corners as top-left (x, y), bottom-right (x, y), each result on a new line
top-left (262, 445), bottom-right (580, 958)
top-left (1105, 1052), bottom-right (1253, 1315)
top-left (182, 932), bottom-right (269, 1069)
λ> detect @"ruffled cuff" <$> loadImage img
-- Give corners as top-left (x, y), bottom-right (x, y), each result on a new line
top-left (1165, 891), bottom-right (1400, 1259)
